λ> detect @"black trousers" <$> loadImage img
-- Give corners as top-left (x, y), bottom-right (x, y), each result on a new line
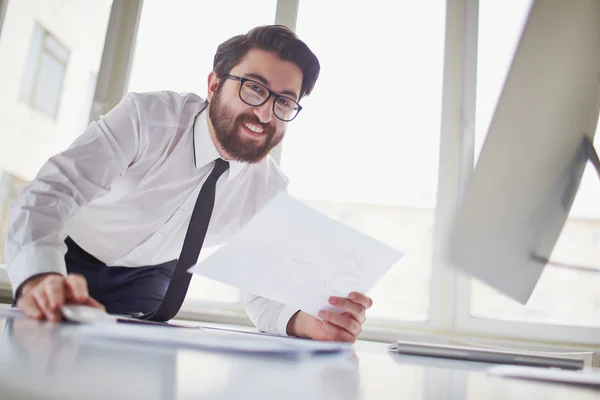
top-left (64, 237), bottom-right (177, 315)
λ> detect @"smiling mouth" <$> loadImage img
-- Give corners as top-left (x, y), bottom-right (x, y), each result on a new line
top-left (241, 122), bottom-right (267, 139)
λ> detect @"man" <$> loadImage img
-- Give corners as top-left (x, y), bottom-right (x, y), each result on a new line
top-left (5, 25), bottom-right (372, 343)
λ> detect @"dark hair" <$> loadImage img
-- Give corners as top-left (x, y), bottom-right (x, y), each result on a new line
top-left (213, 25), bottom-right (320, 99)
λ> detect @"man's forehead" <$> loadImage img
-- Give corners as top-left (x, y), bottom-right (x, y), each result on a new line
top-left (231, 50), bottom-right (303, 99)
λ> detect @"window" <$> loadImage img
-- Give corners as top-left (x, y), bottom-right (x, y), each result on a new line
top-left (20, 22), bottom-right (70, 120)
top-left (282, 0), bottom-right (446, 322)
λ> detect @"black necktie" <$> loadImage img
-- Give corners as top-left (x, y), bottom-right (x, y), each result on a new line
top-left (132, 158), bottom-right (230, 321)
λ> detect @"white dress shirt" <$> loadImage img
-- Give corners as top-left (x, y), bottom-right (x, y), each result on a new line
top-left (5, 91), bottom-right (299, 336)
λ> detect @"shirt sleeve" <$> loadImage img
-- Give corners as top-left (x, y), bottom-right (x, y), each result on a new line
top-left (4, 93), bottom-right (145, 296)
top-left (244, 293), bottom-right (300, 336)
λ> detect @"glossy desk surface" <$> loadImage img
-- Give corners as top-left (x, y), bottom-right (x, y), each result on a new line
top-left (0, 314), bottom-right (598, 400)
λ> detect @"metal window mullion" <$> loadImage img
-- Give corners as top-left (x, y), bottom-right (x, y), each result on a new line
top-left (274, 0), bottom-right (299, 32)
top-left (429, 0), bottom-right (478, 331)
top-left (269, 0), bottom-right (299, 166)
top-left (0, 0), bottom-right (8, 39)
top-left (89, 0), bottom-right (143, 123)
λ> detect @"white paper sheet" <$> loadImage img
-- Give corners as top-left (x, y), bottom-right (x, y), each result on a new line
top-left (76, 324), bottom-right (353, 356)
top-left (487, 365), bottom-right (600, 387)
top-left (189, 191), bottom-right (404, 317)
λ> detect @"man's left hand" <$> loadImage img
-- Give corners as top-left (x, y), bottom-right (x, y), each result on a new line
top-left (287, 292), bottom-right (373, 343)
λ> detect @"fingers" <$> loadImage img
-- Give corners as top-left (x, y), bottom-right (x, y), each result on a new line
top-left (64, 274), bottom-right (89, 302)
top-left (33, 290), bottom-right (61, 322)
top-left (319, 310), bottom-right (362, 338)
top-left (65, 274), bottom-right (104, 311)
top-left (82, 296), bottom-right (106, 312)
top-left (38, 276), bottom-right (66, 322)
top-left (17, 295), bottom-right (43, 320)
top-left (329, 296), bottom-right (366, 324)
top-left (17, 273), bottom-right (102, 322)
top-left (43, 275), bottom-right (66, 310)
top-left (349, 292), bottom-right (373, 309)
top-left (321, 320), bottom-right (357, 343)
top-left (17, 275), bottom-right (66, 321)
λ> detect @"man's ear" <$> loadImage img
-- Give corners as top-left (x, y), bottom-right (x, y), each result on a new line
top-left (207, 71), bottom-right (219, 102)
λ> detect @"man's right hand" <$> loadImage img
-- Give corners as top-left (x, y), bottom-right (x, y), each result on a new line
top-left (17, 274), bottom-right (105, 322)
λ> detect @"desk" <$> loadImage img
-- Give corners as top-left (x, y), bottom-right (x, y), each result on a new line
top-left (0, 315), bottom-right (598, 400)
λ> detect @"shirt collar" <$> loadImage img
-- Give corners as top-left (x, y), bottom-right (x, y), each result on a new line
top-left (193, 108), bottom-right (245, 182)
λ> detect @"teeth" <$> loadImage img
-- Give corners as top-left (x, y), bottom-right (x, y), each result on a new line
top-left (244, 123), bottom-right (264, 133)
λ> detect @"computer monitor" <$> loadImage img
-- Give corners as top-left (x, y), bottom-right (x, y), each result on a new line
top-left (447, 0), bottom-right (600, 304)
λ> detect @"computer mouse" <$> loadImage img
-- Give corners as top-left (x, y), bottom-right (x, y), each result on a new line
top-left (61, 305), bottom-right (117, 324)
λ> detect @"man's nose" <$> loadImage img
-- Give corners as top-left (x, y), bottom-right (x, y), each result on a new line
top-left (253, 99), bottom-right (274, 124)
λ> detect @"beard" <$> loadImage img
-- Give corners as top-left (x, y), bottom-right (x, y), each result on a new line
top-left (208, 85), bottom-right (284, 163)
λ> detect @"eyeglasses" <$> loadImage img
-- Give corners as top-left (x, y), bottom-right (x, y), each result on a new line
top-left (223, 74), bottom-right (302, 122)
